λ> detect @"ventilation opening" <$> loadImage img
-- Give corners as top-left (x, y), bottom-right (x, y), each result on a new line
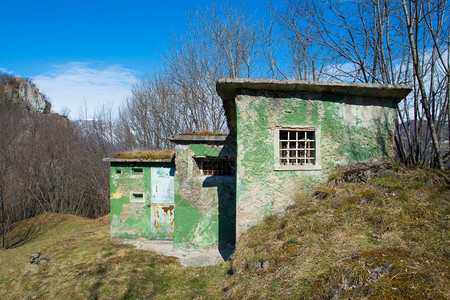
top-left (195, 157), bottom-right (235, 176)
top-left (131, 192), bottom-right (144, 202)
top-left (132, 168), bottom-right (144, 175)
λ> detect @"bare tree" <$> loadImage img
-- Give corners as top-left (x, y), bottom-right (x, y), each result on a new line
top-left (0, 96), bottom-right (28, 248)
top-left (0, 74), bottom-right (114, 248)
top-left (120, 2), bottom-right (270, 149)
top-left (273, 0), bottom-right (327, 80)
top-left (399, 0), bottom-right (448, 169)
top-left (273, 0), bottom-right (449, 168)
top-left (164, 1), bottom-right (264, 132)
top-left (118, 76), bottom-right (190, 149)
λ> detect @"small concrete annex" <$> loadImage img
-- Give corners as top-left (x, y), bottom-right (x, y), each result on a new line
top-left (105, 150), bottom-right (176, 240)
top-left (105, 79), bottom-right (411, 258)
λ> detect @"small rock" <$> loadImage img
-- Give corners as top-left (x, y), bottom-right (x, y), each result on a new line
top-left (339, 162), bottom-right (393, 184)
top-left (30, 252), bottom-right (49, 265)
top-left (30, 253), bottom-right (40, 265)
top-left (360, 195), bottom-right (371, 204)
top-left (261, 259), bottom-right (269, 269)
top-left (343, 169), bottom-right (368, 183)
top-left (331, 289), bottom-right (341, 300)
top-left (369, 263), bottom-right (392, 281)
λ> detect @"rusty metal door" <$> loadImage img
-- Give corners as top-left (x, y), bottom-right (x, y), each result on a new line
top-left (150, 167), bottom-right (175, 239)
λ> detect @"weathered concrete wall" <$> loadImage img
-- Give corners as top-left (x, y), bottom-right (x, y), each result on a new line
top-left (235, 90), bottom-right (397, 235)
top-left (110, 162), bottom-right (174, 240)
top-left (174, 141), bottom-right (236, 249)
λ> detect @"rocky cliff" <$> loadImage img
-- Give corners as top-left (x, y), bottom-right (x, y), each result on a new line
top-left (0, 75), bottom-right (51, 113)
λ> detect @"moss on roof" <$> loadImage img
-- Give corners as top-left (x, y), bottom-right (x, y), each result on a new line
top-left (112, 149), bottom-right (175, 160)
top-left (180, 130), bottom-right (227, 136)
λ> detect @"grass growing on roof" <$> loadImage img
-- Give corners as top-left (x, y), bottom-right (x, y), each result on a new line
top-left (180, 130), bottom-right (227, 136)
top-left (113, 149), bottom-right (175, 160)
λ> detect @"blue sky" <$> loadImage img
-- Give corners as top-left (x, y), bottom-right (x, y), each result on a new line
top-left (0, 0), bottom-right (269, 117)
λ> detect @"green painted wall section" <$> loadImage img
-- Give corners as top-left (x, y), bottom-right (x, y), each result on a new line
top-left (174, 143), bottom-right (236, 249)
top-left (189, 144), bottom-right (221, 157)
top-left (235, 92), bottom-right (397, 235)
top-left (110, 162), bottom-right (174, 240)
top-left (173, 195), bottom-right (203, 246)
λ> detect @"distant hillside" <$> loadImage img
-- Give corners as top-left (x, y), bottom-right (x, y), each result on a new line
top-left (0, 73), bottom-right (110, 250)
top-left (0, 165), bottom-right (448, 299)
top-left (0, 73), bottom-right (51, 113)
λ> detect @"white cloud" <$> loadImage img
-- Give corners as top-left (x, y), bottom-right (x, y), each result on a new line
top-left (34, 62), bottom-right (136, 119)
top-left (0, 67), bottom-right (13, 74)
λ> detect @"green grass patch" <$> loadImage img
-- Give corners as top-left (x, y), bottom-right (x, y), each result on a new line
top-left (1, 165), bottom-right (448, 299)
top-left (0, 213), bottom-right (229, 299)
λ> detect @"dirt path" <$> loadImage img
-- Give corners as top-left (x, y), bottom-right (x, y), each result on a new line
top-left (119, 239), bottom-right (233, 267)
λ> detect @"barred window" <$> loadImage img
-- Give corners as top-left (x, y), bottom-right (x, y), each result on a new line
top-left (279, 130), bottom-right (315, 166)
top-left (195, 157), bottom-right (235, 176)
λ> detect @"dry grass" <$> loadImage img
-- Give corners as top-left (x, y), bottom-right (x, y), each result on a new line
top-left (113, 149), bottom-right (175, 160)
top-left (1, 165), bottom-right (448, 299)
top-left (227, 165), bottom-right (450, 299)
top-left (180, 130), bottom-right (227, 136)
top-left (0, 213), bottom-right (229, 299)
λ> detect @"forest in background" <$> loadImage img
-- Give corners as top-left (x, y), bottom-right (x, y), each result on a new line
top-left (119, 0), bottom-right (448, 170)
top-left (0, 74), bottom-right (118, 248)
top-left (0, 0), bottom-right (449, 248)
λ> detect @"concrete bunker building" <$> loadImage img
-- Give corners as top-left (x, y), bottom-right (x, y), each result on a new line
top-left (105, 79), bottom-right (411, 253)
top-left (106, 152), bottom-right (176, 240)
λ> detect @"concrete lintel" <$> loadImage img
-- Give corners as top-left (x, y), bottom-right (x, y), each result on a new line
top-left (169, 134), bottom-right (229, 143)
top-left (216, 78), bottom-right (412, 102)
top-left (103, 157), bottom-right (174, 163)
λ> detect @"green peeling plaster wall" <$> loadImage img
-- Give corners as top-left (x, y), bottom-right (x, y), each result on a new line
top-left (235, 91), bottom-right (396, 235)
top-left (174, 142), bottom-right (236, 249)
top-left (110, 162), bottom-right (173, 240)
top-left (189, 144), bottom-right (221, 156)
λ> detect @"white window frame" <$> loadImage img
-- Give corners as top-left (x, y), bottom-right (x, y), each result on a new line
top-left (273, 126), bottom-right (321, 171)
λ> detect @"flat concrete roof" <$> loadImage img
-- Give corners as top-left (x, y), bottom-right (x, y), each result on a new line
top-left (216, 78), bottom-right (412, 102)
top-left (169, 134), bottom-right (230, 143)
top-left (216, 78), bottom-right (412, 132)
top-left (103, 157), bottom-right (174, 163)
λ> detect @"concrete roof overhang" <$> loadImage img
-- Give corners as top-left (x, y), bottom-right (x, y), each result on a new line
top-left (103, 157), bottom-right (174, 163)
top-left (168, 134), bottom-right (234, 145)
top-left (216, 78), bottom-right (412, 132)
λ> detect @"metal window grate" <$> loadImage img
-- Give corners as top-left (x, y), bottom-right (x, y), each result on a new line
top-left (280, 130), bottom-right (315, 165)
top-left (196, 158), bottom-right (235, 176)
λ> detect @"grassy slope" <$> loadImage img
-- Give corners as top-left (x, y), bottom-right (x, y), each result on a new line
top-left (0, 165), bottom-right (448, 299)
top-left (0, 214), bottom-right (228, 299)
top-left (227, 165), bottom-right (449, 299)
